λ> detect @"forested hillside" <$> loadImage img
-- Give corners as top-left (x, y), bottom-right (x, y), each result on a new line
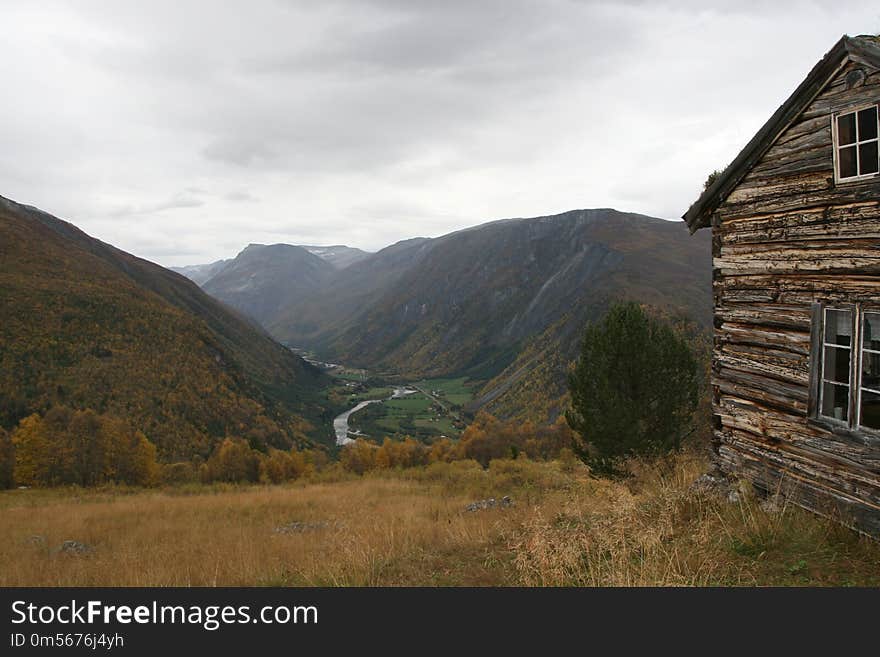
top-left (0, 195), bottom-right (332, 459)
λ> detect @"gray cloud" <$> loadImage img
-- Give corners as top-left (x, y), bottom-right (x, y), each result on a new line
top-left (105, 192), bottom-right (205, 219)
top-left (224, 190), bottom-right (259, 203)
top-left (0, 1), bottom-right (878, 264)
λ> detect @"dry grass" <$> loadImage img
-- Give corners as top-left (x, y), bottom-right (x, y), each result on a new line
top-left (511, 454), bottom-right (880, 586)
top-left (1, 455), bottom-right (878, 586)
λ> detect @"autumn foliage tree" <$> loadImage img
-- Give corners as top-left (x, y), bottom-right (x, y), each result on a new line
top-left (456, 413), bottom-right (518, 467)
top-left (336, 414), bottom-right (575, 475)
top-left (202, 437), bottom-right (261, 483)
top-left (339, 439), bottom-right (378, 475)
top-left (11, 407), bottom-right (159, 486)
top-left (260, 448), bottom-right (308, 484)
top-left (0, 427), bottom-right (13, 489)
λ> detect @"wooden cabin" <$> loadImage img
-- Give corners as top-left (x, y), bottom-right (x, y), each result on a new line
top-left (683, 35), bottom-right (880, 535)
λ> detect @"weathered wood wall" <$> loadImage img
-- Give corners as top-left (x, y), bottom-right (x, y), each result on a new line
top-left (711, 60), bottom-right (880, 535)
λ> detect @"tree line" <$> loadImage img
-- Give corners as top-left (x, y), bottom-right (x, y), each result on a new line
top-left (0, 406), bottom-right (576, 488)
top-left (0, 301), bottom-right (705, 489)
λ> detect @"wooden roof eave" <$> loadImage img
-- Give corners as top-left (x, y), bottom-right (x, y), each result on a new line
top-left (682, 35), bottom-right (880, 234)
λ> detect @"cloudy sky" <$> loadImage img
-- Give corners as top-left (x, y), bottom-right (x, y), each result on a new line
top-left (1, 1), bottom-right (878, 266)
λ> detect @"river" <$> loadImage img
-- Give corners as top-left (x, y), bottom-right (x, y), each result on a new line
top-left (333, 399), bottom-right (382, 445)
top-left (333, 387), bottom-right (417, 445)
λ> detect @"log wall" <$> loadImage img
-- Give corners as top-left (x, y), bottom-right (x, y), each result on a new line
top-left (711, 60), bottom-right (880, 535)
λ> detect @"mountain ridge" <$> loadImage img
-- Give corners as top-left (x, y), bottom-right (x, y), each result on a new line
top-left (178, 207), bottom-right (711, 423)
top-left (0, 194), bottom-right (333, 458)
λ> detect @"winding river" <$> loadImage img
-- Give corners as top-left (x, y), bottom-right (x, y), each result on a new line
top-left (333, 399), bottom-right (382, 445)
top-left (333, 388), bottom-right (417, 445)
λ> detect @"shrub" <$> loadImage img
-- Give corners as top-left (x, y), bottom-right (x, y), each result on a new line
top-left (161, 461), bottom-right (200, 485)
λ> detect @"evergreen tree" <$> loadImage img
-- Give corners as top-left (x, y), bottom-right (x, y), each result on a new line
top-left (566, 302), bottom-right (699, 476)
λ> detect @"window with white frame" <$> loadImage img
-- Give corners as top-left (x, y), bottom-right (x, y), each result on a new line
top-left (834, 104), bottom-right (879, 181)
top-left (816, 305), bottom-right (880, 432)
top-left (860, 310), bottom-right (880, 430)
top-left (820, 307), bottom-right (852, 422)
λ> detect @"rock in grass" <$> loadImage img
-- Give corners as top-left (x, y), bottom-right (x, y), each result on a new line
top-left (691, 469), bottom-right (741, 504)
top-left (273, 521), bottom-right (333, 534)
top-left (56, 540), bottom-right (94, 556)
top-left (465, 496), bottom-right (513, 512)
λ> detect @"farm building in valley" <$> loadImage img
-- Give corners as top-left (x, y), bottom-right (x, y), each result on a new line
top-left (683, 35), bottom-right (880, 535)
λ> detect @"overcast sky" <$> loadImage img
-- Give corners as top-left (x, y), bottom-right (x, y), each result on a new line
top-left (1, 1), bottom-right (878, 266)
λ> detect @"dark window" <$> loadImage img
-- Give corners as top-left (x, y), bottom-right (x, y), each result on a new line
top-left (814, 306), bottom-right (880, 432)
top-left (859, 106), bottom-right (879, 140)
top-left (861, 141), bottom-right (879, 175)
top-left (835, 105), bottom-right (879, 180)
top-left (838, 112), bottom-right (857, 144)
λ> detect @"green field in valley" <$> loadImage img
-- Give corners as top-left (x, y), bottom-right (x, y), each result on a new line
top-left (346, 377), bottom-right (475, 440)
top-left (415, 377), bottom-right (474, 407)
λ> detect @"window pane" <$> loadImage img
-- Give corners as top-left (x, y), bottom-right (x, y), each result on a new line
top-left (858, 106), bottom-right (878, 141)
top-left (862, 350), bottom-right (880, 392)
top-left (822, 382), bottom-right (849, 421)
top-left (864, 312), bottom-right (880, 352)
top-left (859, 141), bottom-right (879, 175)
top-left (825, 308), bottom-right (853, 346)
top-left (860, 390), bottom-right (880, 431)
top-left (824, 345), bottom-right (851, 384)
top-left (839, 145), bottom-right (858, 178)
top-left (838, 112), bottom-right (856, 145)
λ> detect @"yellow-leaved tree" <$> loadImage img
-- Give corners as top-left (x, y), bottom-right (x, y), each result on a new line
top-left (0, 427), bottom-right (14, 488)
top-left (11, 407), bottom-right (159, 487)
top-left (203, 437), bottom-right (261, 483)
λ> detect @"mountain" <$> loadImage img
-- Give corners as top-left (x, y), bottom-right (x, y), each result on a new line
top-left (293, 209), bottom-right (711, 373)
top-left (0, 195), bottom-right (333, 459)
top-left (301, 245), bottom-right (371, 270)
top-left (266, 237), bottom-right (434, 345)
top-left (181, 208), bottom-right (712, 424)
top-left (173, 244), bottom-right (369, 289)
top-left (202, 244), bottom-right (336, 327)
top-left (170, 259), bottom-right (230, 285)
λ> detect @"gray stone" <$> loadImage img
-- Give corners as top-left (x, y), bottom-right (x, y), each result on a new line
top-left (273, 520), bottom-right (333, 534)
top-left (465, 496), bottom-right (514, 512)
top-left (691, 468), bottom-right (741, 504)
top-left (57, 540), bottom-right (94, 556)
top-left (760, 494), bottom-right (785, 514)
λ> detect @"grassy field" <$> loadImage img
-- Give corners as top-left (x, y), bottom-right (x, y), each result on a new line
top-left (1, 454), bottom-right (879, 586)
top-left (350, 389), bottom-right (464, 439)
top-left (331, 369), bottom-right (370, 382)
top-left (349, 386), bottom-right (394, 402)
top-left (366, 377), bottom-right (474, 438)
top-left (417, 377), bottom-right (474, 407)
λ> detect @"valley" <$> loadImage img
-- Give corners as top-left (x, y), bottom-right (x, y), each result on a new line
top-left (179, 208), bottom-right (713, 432)
top-left (0, 194), bottom-right (712, 470)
